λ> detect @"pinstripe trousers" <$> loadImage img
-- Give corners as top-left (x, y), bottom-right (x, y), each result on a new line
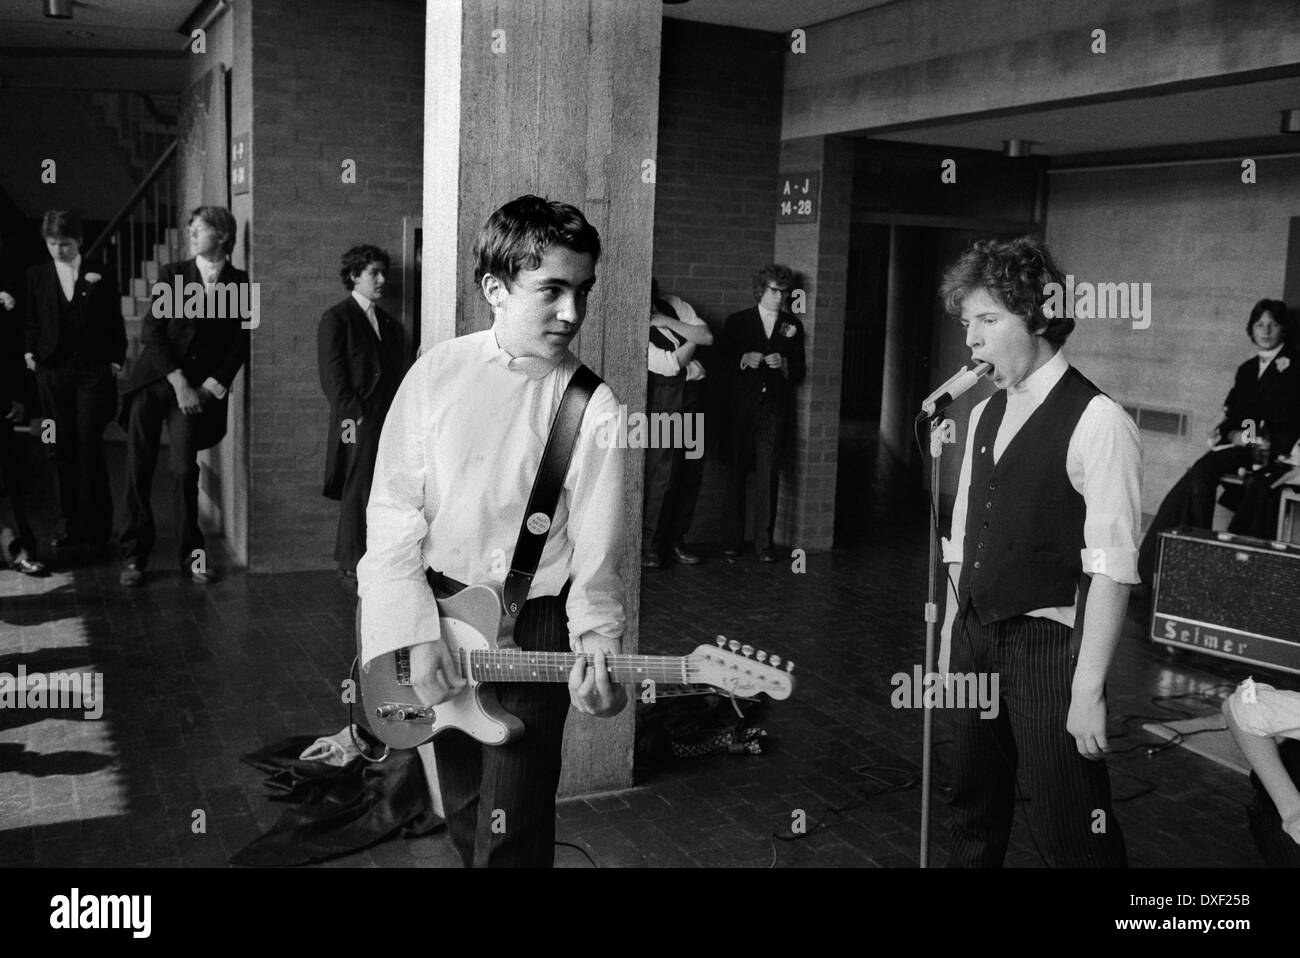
top-left (946, 607), bottom-right (1128, 868)
top-left (433, 580), bottom-right (573, 868)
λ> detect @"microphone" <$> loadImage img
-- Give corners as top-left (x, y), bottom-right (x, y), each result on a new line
top-left (917, 362), bottom-right (992, 420)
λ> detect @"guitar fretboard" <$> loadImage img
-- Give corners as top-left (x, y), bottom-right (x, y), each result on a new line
top-left (461, 650), bottom-right (689, 684)
top-left (391, 648), bottom-right (690, 686)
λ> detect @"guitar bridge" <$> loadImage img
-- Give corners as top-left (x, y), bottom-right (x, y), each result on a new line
top-left (394, 648), bottom-right (412, 686)
top-left (375, 702), bottom-right (436, 723)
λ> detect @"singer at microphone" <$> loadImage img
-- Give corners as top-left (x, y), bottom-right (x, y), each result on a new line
top-left (918, 362), bottom-right (992, 420)
top-left (933, 236), bottom-right (1141, 869)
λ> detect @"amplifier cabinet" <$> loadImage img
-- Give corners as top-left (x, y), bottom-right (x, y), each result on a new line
top-left (1151, 527), bottom-right (1300, 675)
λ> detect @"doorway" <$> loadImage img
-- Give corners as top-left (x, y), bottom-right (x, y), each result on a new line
top-left (833, 222), bottom-right (1022, 546)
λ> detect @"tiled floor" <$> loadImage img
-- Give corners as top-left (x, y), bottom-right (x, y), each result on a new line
top-left (0, 434), bottom-right (1280, 867)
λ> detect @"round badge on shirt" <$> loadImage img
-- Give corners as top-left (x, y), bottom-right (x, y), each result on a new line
top-left (526, 512), bottom-right (551, 535)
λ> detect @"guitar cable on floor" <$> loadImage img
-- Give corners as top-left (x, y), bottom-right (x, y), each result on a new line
top-left (767, 765), bottom-right (919, 867)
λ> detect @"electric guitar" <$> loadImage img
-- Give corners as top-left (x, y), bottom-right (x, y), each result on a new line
top-left (356, 583), bottom-right (795, 749)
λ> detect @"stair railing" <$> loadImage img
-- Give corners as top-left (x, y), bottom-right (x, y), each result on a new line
top-left (82, 138), bottom-right (180, 372)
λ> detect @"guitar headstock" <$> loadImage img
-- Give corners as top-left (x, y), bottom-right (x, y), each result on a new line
top-left (685, 637), bottom-right (794, 700)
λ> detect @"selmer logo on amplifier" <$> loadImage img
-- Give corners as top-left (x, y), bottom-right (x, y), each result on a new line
top-left (1151, 527), bottom-right (1300, 675)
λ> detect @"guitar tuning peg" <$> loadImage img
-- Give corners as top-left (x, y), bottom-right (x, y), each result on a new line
top-left (741, 644), bottom-right (754, 658)
top-left (769, 654), bottom-right (781, 668)
top-left (728, 639), bottom-right (741, 652)
top-left (715, 636), bottom-right (726, 649)
top-left (756, 650), bottom-right (767, 663)
top-left (785, 660), bottom-right (795, 674)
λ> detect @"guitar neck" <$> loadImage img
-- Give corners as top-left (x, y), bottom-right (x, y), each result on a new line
top-left (460, 649), bottom-right (688, 685)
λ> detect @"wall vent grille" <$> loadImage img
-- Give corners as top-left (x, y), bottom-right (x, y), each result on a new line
top-left (1120, 403), bottom-right (1190, 438)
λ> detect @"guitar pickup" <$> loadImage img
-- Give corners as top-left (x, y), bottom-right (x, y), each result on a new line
top-left (375, 703), bottom-right (436, 722)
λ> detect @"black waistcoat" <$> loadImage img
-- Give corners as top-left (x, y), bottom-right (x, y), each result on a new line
top-left (52, 288), bottom-right (87, 362)
top-left (958, 364), bottom-right (1102, 626)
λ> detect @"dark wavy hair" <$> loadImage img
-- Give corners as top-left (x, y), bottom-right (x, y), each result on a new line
top-left (472, 195), bottom-right (601, 287)
top-left (1246, 298), bottom-right (1288, 344)
top-left (339, 245), bottom-right (390, 290)
top-left (752, 264), bottom-right (794, 301)
top-left (939, 236), bottom-right (1073, 348)
top-left (189, 205), bottom-right (237, 256)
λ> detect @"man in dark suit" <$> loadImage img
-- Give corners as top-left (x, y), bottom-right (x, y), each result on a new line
top-left (22, 211), bottom-right (126, 554)
top-left (317, 245), bottom-right (408, 580)
top-left (117, 205), bottom-right (251, 586)
top-left (722, 264), bottom-right (806, 562)
top-left (1138, 298), bottom-right (1299, 582)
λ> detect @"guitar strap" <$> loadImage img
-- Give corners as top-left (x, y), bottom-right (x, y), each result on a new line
top-left (501, 363), bottom-right (604, 619)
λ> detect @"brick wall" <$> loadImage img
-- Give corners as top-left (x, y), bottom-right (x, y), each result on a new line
top-left (775, 135), bottom-right (853, 552)
top-left (246, 0), bottom-right (423, 571)
top-left (651, 19), bottom-right (785, 550)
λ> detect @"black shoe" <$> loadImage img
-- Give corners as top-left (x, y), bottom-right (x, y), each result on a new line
top-left (641, 550), bottom-right (663, 569)
top-left (11, 553), bottom-right (49, 577)
top-left (722, 546), bottom-right (740, 558)
top-left (671, 543), bottom-right (703, 565)
top-left (119, 561), bottom-right (145, 587)
top-left (50, 533), bottom-right (84, 549)
top-left (757, 546), bottom-right (777, 563)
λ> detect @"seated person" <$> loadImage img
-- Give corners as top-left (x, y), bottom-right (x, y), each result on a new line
top-left (1223, 678), bottom-right (1300, 865)
top-left (1138, 298), bottom-right (1299, 582)
top-left (1227, 437), bottom-right (1300, 540)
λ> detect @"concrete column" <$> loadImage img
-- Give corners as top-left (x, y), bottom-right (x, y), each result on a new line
top-left (880, 226), bottom-right (908, 466)
top-left (773, 135), bottom-right (854, 551)
top-left (423, 0), bottom-right (662, 796)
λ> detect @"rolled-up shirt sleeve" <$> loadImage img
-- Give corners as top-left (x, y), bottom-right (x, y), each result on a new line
top-left (647, 342), bottom-right (681, 377)
top-left (356, 358), bottom-right (443, 668)
top-left (563, 384), bottom-right (626, 654)
top-left (1225, 680), bottom-right (1300, 740)
top-left (1071, 396), bottom-right (1142, 585)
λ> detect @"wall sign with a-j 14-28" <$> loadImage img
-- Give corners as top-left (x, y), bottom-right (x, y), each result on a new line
top-left (777, 172), bottom-right (819, 224)
top-left (231, 133), bottom-right (251, 196)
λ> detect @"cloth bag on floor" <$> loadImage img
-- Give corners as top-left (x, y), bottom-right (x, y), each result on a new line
top-left (231, 729), bottom-right (443, 867)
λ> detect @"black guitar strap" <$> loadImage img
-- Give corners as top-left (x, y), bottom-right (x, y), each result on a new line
top-left (501, 363), bottom-right (604, 619)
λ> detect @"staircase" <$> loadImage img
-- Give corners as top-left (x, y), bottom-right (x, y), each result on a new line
top-left (88, 93), bottom-right (179, 184)
top-left (116, 223), bottom-right (186, 363)
top-left (80, 92), bottom-right (181, 376)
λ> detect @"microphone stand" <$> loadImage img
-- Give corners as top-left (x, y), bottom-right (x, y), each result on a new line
top-left (913, 363), bottom-right (985, 865)
top-left (917, 410), bottom-right (947, 868)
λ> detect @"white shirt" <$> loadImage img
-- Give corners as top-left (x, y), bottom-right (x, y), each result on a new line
top-left (351, 290), bottom-right (382, 340)
top-left (942, 350), bottom-right (1142, 628)
top-left (196, 253), bottom-right (225, 286)
top-left (54, 255), bottom-right (81, 302)
top-left (1225, 682), bottom-right (1300, 740)
top-left (1258, 344), bottom-right (1284, 378)
top-left (357, 329), bottom-right (626, 667)
top-left (664, 295), bottom-right (707, 382)
top-left (757, 303), bottom-right (778, 340)
top-left (647, 313), bottom-right (685, 377)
